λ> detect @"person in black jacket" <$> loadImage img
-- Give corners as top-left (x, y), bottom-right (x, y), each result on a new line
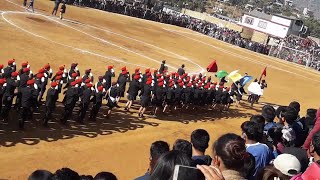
top-left (138, 80), bottom-right (153, 118)
top-left (152, 81), bottom-right (165, 117)
top-left (103, 66), bottom-right (115, 90)
top-left (43, 82), bottom-right (59, 127)
top-left (52, 0), bottom-right (61, 16)
top-left (78, 83), bottom-right (93, 123)
top-left (117, 70), bottom-right (130, 101)
top-left (82, 69), bottom-right (94, 83)
top-left (159, 60), bottom-right (166, 74)
top-left (19, 79), bottom-right (36, 129)
top-left (105, 82), bottom-right (119, 119)
top-left (124, 75), bottom-right (140, 112)
top-left (1, 72), bottom-right (18, 122)
top-left (0, 79), bottom-right (6, 115)
top-left (163, 83), bottom-right (174, 113)
top-left (177, 64), bottom-right (185, 76)
top-left (60, 81), bottom-right (79, 124)
top-left (15, 68), bottom-right (31, 111)
top-left (89, 86), bottom-right (104, 121)
top-left (3, 60), bottom-right (16, 79)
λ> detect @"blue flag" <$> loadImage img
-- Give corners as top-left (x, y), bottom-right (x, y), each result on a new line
top-left (240, 76), bottom-right (253, 86)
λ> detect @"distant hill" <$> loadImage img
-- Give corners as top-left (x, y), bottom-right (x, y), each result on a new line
top-left (293, 0), bottom-right (320, 19)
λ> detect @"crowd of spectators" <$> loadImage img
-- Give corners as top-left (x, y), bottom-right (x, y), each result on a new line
top-left (28, 101), bottom-right (320, 180)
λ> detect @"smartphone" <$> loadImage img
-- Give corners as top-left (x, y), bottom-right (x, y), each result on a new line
top-left (172, 165), bottom-right (205, 180)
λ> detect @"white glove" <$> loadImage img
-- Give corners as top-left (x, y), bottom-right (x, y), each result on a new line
top-left (75, 84), bottom-right (79, 88)
top-left (44, 73), bottom-right (48, 78)
top-left (17, 75), bottom-right (20, 81)
top-left (81, 82), bottom-right (85, 87)
top-left (75, 67), bottom-right (79, 71)
top-left (13, 62), bottom-right (16, 66)
top-left (41, 77), bottom-right (45, 83)
top-left (111, 69), bottom-right (114, 73)
top-left (55, 86), bottom-right (58, 90)
top-left (34, 84), bottom-right (38, 90)
top-left (3, 83), bottom-right (7, 87)
top-left (64, 69), bottom-right (67, 73)
top-left (138, 79), bottom-right (142, 82)
top-left (62, 74), bottom-right (66, 78)
top-left (174, 84), bottom-right (177, 88)
top-left (89, 73), bottom-right (93, 77)
top-left (27, 64), bottom-right (30, 68)
top-left (49, 69), bottom-right (53, 74)
top-left (103, 79), bottom-right (106, 83)
top-left (116, 84), bottom-right (119, 87)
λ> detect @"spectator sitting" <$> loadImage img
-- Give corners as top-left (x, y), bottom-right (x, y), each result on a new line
top-left (150, 150), bottom-right (192, 180)
top-left (262, 105), bottom-right (277, 133)
top-left (28, 170), bottom-right (53, 180)
top-left (257, 154), bottom-right (301, 179)
top-left (279, 106), bottom-right (297, 147)
top-left (94, 172), bottom-right (117, 180)
top-left (241, 121), bottom-right (273, 179)
top-left (190, 129), bottom-right (211, 165)
top-left (172, 139), bottom-right (192, 158)
top-left (303, 108), bottom-right (318, 133)
top-left (250, 115), bottom-right (265, 133)
top-left (303, 108), bottom-right (320, 150)
top-left (268, 126), bottom-right (285, 155)
top-left (293, 131), bottom-right (320, 179)
top-left (51, 168), bottom-right (80, 180)
top-left (135, 141), bottom-right (169, 180)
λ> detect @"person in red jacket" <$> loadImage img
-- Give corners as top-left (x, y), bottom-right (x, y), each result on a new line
top-left (303, 108), bottom-right (320, 150)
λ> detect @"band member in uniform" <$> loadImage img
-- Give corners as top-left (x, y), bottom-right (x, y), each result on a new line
top-left (43, 82), bottom-right (58, 127)
top-left (103, 66), bottom-right (115, 90)
top-left (152, 81), bottom-right (165, 117)
top-left (89, 86), bottom-right (104, 121)
top-left (138, 79), bottom-right (152, 118)
top-left (124, 74), bottom-right (140, 112)
top-left (163, 82), bottom-right (174, 112)
top-left (117, 68), bottom-right (130, 102)
top-left (60, 81), bottom-right (79, 124)
top-left (105, 82), bottom-right (119, 118)
top-left (0, 64), bottom-right (4, 78)
top-left (0, 79), bottom-right (6, 115)
top-left (1, 72), bottom-right (18, 122)
top-left (15, 68), bottom-right (30, 110)
top-left (20, 79), bottom-right (35, 129)
top-left (52, 0), bottom-right (61, 16)
top-left (78, 83), bottom-right (93, 123)
top-left (82, 69), bottom-right (94, 83)
top-left (3, 59), bottom-right (16, 79)
top-left (159, 60), bottom-right (166, 74)
top-left (177, 64), bottom-right (185, 76)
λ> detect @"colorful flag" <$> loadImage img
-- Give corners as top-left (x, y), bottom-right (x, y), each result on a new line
top-left (207, 60), bottom-right (218, 73)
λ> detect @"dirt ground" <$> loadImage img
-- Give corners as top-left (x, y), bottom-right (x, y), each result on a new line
top-left (0, 0), bottom-right (319, 179)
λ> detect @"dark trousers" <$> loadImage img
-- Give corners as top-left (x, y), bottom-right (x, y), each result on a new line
top-left (43, 106), bottom-right (54, 125)
top-left (2, 96), bottom-right (13, 120)
top-left (23, 0), bottom-right (27, 6)
top-left (38, 87), bottom-right (46, 103)
top-left (20, 107), bottom-right (31, 129)
top-left (90, 103), bottom-right (101, 120)
top-left (15, 92), bottom-right (22, 110)
top-left (61, 104), bottom-right (75, 123)
top-left (0, 95), bottom-right (3, 115)
top-left (78, 103), bottom-right (89, 122)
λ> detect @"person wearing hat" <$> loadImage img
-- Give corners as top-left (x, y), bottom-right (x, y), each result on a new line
top-left (193, 84), bottom-right (203, 110)
top-left (182, 83), bottom-right (193, 109)
top-left (60, 81), bottom-right (79, 124)
top-left (124, 75), bottom-right (140, 112)
top-left (0, 64), bottom-right (4, 79)
top-left (89, 86), bottom-right (104, 121)
top-left (105, 82), bottom-right (119, 119)
top-left (151, 81), bottom-right (165, 118)
top-left (37, 65), bottom-right (52, 103)
top-left (163, 82), bottom-right (175, 113)
top-left (18, 62), bottom-right (29, 75)
top-left (159, 60), bottom-right (167, 74)
top-left (103, 66), bottom-right (115, 90)
top-left (2, 59), bottom-right (16, 79)
top-left (67, 63), bottom-right (79, 81)
top-left (1, 72), bottom-right (18, 122)
top-left (0, 79), bottom-right (6, 114)
top-left (177, 64), bottom-right (185, 76)
top-left (82, 69), bottom-right (94, 83)
top-left (173, 82), bottom-right (183, 110)
top-left (42, 82), bottom-right (59, 127)
top-left (77, 83), bottom-right (93, 123)
top-left (138, 80), bottom-right (153, 118)
top-left (15, 68), bottom-right (31, 111)
top-left (117, 70), bottom-right (130, 102)
top-left (19, 79), bottom-right (36, 129)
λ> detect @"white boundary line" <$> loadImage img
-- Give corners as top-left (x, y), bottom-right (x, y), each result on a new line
top-left (164, 29), bottom-right (320, 82)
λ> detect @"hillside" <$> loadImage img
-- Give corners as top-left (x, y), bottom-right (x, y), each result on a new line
top-left (293, 0), bottom-right (320, 19)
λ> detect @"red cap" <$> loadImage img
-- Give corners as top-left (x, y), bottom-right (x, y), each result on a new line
top-left (135, 72), bottom-right (141, 75)
top-left (156, 74), bottom-right (161, 77)
top-left (37, 73), bottom-right (44, 79)
top-left (98, 86), bottom-right (103, 92)
top-left (158, 82), bottom-right (164, 86)
top-left (121, 66), bottom-right (127, 71)
top-left (177, 79), bottom-right (182, 83)
top-left (55, 75), bottom-right (62, 80)
top-left (11, 72), bottom-right (18, 77)
top-left (187, 83), bottom-right (192, 87)
top-left (166, 74), bottom-right (170, 78)
top-left (213, 82), bottom-right (217, 85)
top-left (84, 78), bottom-right (91, 83)
top-left (147, 77), bottom-right (152, 82)
top-left (146, 80), bottom-right (152, 85)
top-left (198, 84), bottom-right (202, 88)
top-left (51, 82), bottom-right (58, 87)
top-left (0, 64), bottom-right (3, 69)
top-left (56, 71), bottom-right (63, 76)
top-left (108, 65), bottom-right (113, 70)
top-left (0, 79), bottom-right (5, 85)
top-left (145, 68), bottom-right (150, 73)
top-left (122, 70), bottom-right (127, 75)
top-left (59, 65), bottom-right (65, 71)
top-left (179, 82), bottom-right (184, 86)
top-left (169, 79), bottom-right (174, 82)
top-left (134, 75), bottom-right (140, 80)
top-left (44, 63), bottom-right (50, 69)
top-left (147, 72), bottom-right (151, 77)
top-left (154, 69), bottom-right (158, 73)
top-left (158, 78), bottom-right (164, 82)
top-left (86, 83), bottom-right (93, 88)
top-left (71, 63), bottom-right (78, 67)
top-left (22, 62), bottom-right (28, 67)
top-left (226, 87), bottom-right (230, 91)
top-left (38, 68), bottom-right (45, 73)
top-left (85, 69), bottom-right (91, 73)
top-left (27, 79), bottom-right (34, 85)
top-left (169, 83), bottom-right (174, 87)
top-left (76, 78), bottom-right (82, 84)
top-left (8, 60), bottom-right (14, 65)
top-left (72, 73), bottom-right (78, 78)
top-left (23, 68), bottom-right (30, 73)
top-left (219, 86), bottom-right (224, 89)
top-left (71, 81), bottom-right (77, 86)
top-left (135, 68), bottom-right (140, 72)
top-left (204, 85), bottom-right (209, 89)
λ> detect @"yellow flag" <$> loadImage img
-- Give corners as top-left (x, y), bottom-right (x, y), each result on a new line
top-left (228, 73), bottom-right (242, 82)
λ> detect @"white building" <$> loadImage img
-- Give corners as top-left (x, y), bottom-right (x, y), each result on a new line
top-left (239, 10), bottom-right (304, 39)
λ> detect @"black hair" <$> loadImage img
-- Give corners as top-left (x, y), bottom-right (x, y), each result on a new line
top-left (262, 105), bottom-right (276, 122)
top-left (28, 170), bottom-right (53, 180)
top-left (312, 131), bottom-right (320, 156)
top-left (150, 141), bottom-right (170, 160)
top-left (276, 106), bottom-right (288, 119)
top-left (268, 126), bottom-right (283, 145)
top-left (51, 168), bottom-right (80, 180)
top-left (191, 129), bottom-right (210, 153)
top-left (80, 175), bottom-right (94, 180)
top-left (242, 153), bottom-right (256, 179)
top-left (94, 172), bottom-right (117, 180)
top-left (306, 108), bottom-right (317, 119)
top-left (282, 106), bottom-right (298, 125)
top-left (250, 115), bottom-right (265, 131)
top-left (213, 133), bottom-right (249, 173)
top-left (181, 64), bottom-right (185, 68)
top-left (162, 60), bottom-right (166, 64)
top-left (256, 165), bottom-right (291, 180)
top-left (241, 121), bottom-right (263, 142)
top-left (173, 139), bottom-right (192, 158)
top-left (289, 101), bottom-right (300, 113)
top-left (150, 150), bottom-right (192, 180)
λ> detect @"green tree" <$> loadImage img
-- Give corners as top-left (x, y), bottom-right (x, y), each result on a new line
top-left (303, 17), bottom-right (320, 38)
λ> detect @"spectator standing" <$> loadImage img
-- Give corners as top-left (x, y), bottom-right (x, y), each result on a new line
top-left (190, 129), bottom-right (211, 165)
